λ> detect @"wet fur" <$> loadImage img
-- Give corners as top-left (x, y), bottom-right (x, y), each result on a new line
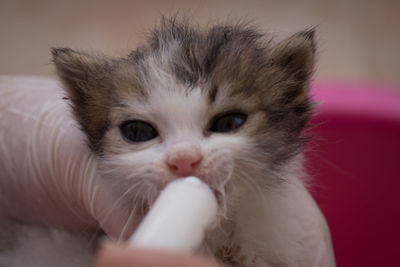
top-left (52, 18), bottom-right (335, 266)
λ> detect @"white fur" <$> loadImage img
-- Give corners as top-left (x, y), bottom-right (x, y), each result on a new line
top-left (228, 166), bottom-right (335, 266)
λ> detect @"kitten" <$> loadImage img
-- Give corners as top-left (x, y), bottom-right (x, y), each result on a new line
top-left (52, 18), bottom-right (336, 266)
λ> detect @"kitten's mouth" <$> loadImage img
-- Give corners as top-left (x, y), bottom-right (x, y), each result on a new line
top-left (191, 174), bottom-right (226, 208)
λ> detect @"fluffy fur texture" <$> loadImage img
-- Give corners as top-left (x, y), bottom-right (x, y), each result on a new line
top-left (0, 221), bottom-right (94, 267)
top-left (53, 18), bottom-right (335, 266)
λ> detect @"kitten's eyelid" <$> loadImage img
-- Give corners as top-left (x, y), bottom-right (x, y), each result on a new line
top-left (116, 112), bottom-right (160, 132)
top-left (212, 109), bottom-right (248, 117)
top-left (115, 112), bottom-right (151, 124)
top-left (209, 109), bottom-right (249, 124)
top-left (118, 119), bottom-right (154, 127)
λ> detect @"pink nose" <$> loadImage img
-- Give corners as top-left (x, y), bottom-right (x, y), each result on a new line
top-left (166, 143), bottom-right (203, 177)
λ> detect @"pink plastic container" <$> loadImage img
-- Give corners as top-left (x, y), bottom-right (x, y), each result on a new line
top-left (307, 82), bottom-right (400, 267)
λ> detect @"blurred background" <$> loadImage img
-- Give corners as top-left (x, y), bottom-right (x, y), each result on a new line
top-left (1, 0), bottom-right (400, 86)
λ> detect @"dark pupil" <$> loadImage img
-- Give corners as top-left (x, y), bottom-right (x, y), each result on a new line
top-left (120, 121), bottom-right (158, 142)
top-left (211, 113), bottom-right (247, 133)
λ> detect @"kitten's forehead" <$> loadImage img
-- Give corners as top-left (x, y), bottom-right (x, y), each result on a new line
top-left (116, 59), bottom-right (209, 141)
top-left (115, 52), bottom-right (260, 125)
top-left (150, 85), bottom-right (207, 138)
top-left (127, 22), bottom-right (269, 105)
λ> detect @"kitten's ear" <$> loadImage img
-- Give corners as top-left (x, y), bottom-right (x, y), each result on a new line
top-left (52, 48), bottom-right (113, 151)
top-left (51, 48), bottom-right (112, 98)
top-left (269, 29), bottom-right (315, 104)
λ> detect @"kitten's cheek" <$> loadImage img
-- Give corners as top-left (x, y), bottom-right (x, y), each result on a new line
top-left (205, 155), bottom-right (234, 186)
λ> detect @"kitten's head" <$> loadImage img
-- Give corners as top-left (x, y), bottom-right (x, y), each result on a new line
top-left (52, 18), bottom-right (315, 215)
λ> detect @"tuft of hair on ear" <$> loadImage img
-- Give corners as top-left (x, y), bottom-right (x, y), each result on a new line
top-left (268, 27), bottom-right (316, 105)
top-left (260, 28), bottom-right (317, 156)
top-left (51, 47), bottom-right (114, 152)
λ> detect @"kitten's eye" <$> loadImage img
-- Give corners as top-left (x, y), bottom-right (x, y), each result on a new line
top-left (210, 112), bottom-right (248, 133)
top-left (120, 120), bottom-right (158, 143)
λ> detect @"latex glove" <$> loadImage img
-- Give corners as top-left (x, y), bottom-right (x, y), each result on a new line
top-left (0, 76), bottom-right (134, 239)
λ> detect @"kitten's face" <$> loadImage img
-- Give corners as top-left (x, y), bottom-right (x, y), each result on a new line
top-left (100, 70), bottom-right (269, 209)
top-left (53, 19), bottom-right (315, 215)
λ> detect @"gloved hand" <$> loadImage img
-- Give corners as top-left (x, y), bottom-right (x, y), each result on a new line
top-left (0, 76), bottom-right (134, 240)
top-left (95, 246), bottom-right (226, 267)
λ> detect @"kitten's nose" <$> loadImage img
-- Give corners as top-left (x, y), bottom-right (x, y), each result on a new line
top-left (166, 143), bottom-right (203, 177)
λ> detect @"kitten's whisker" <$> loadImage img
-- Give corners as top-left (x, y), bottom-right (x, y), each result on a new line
top-left (234, 169), bottom-right (266, 203)
top-left (101, 180), bottom-right (146, 229)
top-left (233, 155), bottom-right (265, 166)
top-left (118, 203), bottom-right (138, 242)
top-left (116, 180), bottom-right (161, 242)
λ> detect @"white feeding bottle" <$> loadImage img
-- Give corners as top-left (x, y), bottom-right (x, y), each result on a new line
top-left (128, 176), bottom-right (218, 253)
